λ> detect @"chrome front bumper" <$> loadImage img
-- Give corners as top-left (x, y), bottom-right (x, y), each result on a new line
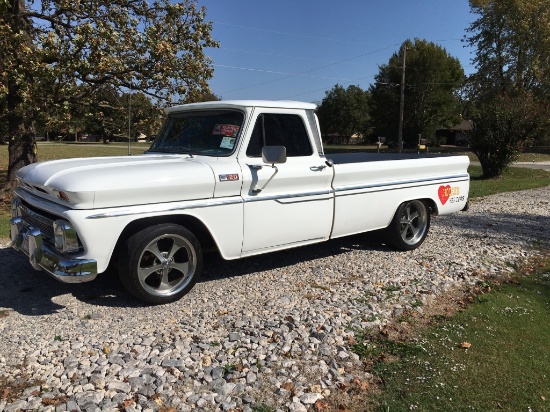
top-left (10, 217), bottom-right (97, 283)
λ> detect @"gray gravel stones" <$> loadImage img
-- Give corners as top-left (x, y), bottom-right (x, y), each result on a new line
top-left (1, 186), bottom-right (549, 411)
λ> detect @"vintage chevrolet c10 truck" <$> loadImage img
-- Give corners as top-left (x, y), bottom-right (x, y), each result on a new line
top-left (10, 100), bottom-right (470, 303)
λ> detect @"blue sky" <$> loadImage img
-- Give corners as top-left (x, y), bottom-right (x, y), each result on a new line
top-left (199, 0), bottom-right (477, 103)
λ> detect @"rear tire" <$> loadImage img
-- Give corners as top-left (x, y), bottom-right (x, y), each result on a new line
top-left (118, 223), bottom-right (202, 304)
top-left (383, 200), bottom-right (430, 251)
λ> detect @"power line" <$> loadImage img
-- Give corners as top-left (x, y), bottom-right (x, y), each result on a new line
top-left (216, 21), bottom-right (392, 47)
top-left (213, 22), bottom-right (470, 99)
top-left (277, 75), bottom-right (375, 101)
top-left (220, 43), bottom-right (400, 95)
top-left (217, 47), bottom-right (380, 67)
top-left (214, 64), bottom-right (353, 82)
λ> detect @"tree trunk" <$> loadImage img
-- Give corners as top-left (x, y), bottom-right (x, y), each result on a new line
top-left (1, 0), bottom-right (38, 198)
top-left (4, 126), bottom-right (37, 196)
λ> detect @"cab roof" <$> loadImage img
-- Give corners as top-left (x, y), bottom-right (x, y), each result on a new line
top-left (165, 100), bottom-right (317, 113)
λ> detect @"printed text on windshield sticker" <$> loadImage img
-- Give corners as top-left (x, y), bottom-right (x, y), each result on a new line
top-left (213, 124), bottom-right (240, 137)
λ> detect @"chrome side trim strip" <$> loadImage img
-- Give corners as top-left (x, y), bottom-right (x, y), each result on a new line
top-left (86, 197), bottom-right (244, 219)
top-left (334, 174), bottom-right (469, 194)
top-left (245, 190), bottom-right (333, 203)
top-left (87, 190), bottom-right (334, 219)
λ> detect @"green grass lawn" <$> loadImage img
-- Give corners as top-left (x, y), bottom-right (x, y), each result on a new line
top-left (360, 255), bottom-right (550, 412)
top-left (469, 165), bottom-right (550, 198)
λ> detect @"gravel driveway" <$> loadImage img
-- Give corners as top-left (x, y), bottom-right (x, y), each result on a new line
top-left (1, 187), bottom-right (549, 412)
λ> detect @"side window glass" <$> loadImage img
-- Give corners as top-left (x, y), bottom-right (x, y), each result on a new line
top-left (246, 114), bottom-right (313, 157)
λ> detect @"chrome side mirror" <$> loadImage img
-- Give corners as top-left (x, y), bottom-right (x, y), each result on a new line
top-left (262, 146), bottom-right (286, 165)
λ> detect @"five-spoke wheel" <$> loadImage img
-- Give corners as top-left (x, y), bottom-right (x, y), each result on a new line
top-left (383, 200), bottom-right (430, 251)
top-left (118, 224), bottom-right (202, 304)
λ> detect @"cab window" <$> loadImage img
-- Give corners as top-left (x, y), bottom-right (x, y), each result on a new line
top-left (246, 113), bottom-right (313, 157)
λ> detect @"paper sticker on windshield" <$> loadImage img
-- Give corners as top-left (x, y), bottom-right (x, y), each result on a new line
top-left (213, 124), bottom-right (240, 137)
top-left (220, 136), bottom-right (236, 150)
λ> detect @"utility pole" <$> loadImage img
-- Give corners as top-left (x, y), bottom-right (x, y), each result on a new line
top-left (398, 45), bottom-right (406, 153)
top-left (128, 81), bottom-right (132, 155)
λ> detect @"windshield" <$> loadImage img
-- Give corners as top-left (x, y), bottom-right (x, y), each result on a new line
top-left (148, 109), bottom-right (244, 156)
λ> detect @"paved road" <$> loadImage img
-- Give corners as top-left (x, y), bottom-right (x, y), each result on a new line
top-left (511, 161), bottom-right (550, 171)
top-left (471, 161), bottom-right (550, 171)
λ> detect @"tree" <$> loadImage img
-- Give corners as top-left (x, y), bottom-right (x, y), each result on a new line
top-left (466, 0), bottom-right (550, 96)
top-left (79, 86), bottom-right (163, 142)
top-left (467, 92), bottom-right (544, 177)
top-left (190, 90), bottom-right (222, 103)
top-left (316, 84), bottom-right (371, 143)
top-left (465, 0), bottom-right (550, 177)
top-left (1, 0), bottom-right (218, 195)
top-left (369, 39), bottom-right (464, 147)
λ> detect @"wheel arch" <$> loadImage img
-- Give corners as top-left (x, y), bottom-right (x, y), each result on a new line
top-left (110, 214), bottom-right (219, 268)
top-left (420, 197), bottom-right (439, 215)
top-left (382, 197), bottom-right (433, 251)
top-left (388, 197), bottom-right (438, 225)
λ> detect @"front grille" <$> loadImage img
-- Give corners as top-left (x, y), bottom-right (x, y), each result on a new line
top-left (20, 204), bottom-right (55, 240)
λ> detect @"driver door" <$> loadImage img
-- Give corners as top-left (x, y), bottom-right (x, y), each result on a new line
top-left (239, 110), bottom-right (333, 255)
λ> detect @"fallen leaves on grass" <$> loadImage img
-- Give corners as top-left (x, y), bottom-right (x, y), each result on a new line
top-left (352, 377), bottom-right (369, 391)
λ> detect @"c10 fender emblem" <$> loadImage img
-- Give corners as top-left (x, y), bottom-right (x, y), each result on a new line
top-left (219, 174), bottom-right (239, 182)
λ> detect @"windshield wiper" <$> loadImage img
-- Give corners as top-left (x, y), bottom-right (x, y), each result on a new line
top-left (146, 147), bottom-right (194, 157)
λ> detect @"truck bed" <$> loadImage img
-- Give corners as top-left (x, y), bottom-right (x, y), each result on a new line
top-left (326, 152), bottom-right (458, 164)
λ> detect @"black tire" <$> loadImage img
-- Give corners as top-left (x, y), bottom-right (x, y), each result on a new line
top-left (118, 223), bottom-right (203, 304)
top-left (383, 200), bottom-right (430, 251)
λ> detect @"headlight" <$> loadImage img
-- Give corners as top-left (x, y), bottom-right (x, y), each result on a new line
top-left (11, 198), bottom-right (22, 218)
top-left (53, 220), bottom-right (80, 253)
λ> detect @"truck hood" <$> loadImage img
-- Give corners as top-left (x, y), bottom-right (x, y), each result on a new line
top-left (16, 154), bottom-right (216, 209)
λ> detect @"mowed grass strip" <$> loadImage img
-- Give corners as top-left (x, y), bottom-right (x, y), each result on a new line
top-left (359, 254), bottom-right (550, 412)
top-left (469, 165), bottom-right (550, 198)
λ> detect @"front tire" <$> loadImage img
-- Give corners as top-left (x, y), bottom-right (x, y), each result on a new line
top-left (383, 200), bottom-right (430, 251)
top-left (118, 224), bottom-right (203, 304)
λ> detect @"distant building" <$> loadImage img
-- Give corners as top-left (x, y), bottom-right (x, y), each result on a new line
top-left (436, 119), bottom-right (472, 146)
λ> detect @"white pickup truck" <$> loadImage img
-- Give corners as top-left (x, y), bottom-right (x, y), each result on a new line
top-left (10, 100), bottom-right (470, 303)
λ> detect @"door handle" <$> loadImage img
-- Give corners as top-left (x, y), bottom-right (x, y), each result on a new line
top-left (310, 165), bottom-right (327, 171)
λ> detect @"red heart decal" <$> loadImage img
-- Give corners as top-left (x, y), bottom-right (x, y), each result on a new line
top-left (438, 185), bottom-right (451, 205)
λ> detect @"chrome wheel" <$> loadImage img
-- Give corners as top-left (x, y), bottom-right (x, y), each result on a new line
top-left (383, 200), bottom-right (431, 251)
top-left (137, 234), bottom-right (196, 297)
top-left (399, 200), bottom-right (428, 246)
top-left (118, 223), bottom-right (202, 304)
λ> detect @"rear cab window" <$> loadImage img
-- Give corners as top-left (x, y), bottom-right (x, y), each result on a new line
top-left (246, 113), bottom-right (313, 158)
